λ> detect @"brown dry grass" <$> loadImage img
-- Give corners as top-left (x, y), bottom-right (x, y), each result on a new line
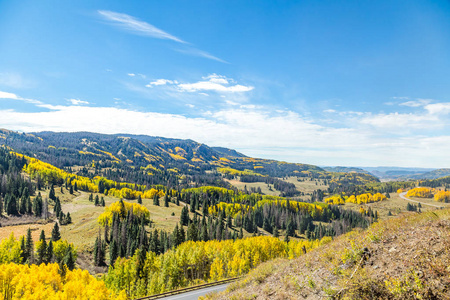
top-left (205, 209), bottom-right (450, 300)
top-left (0, 222), bottom-right (55, 242)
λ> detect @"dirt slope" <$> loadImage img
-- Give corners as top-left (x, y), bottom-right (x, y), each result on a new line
top-left (203, 209), bottom-right (450, 299)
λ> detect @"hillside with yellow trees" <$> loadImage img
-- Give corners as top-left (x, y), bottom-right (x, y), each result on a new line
top-left (1, 129), bottom-right (450, 299)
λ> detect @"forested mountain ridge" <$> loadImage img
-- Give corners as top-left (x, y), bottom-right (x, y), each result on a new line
top-left (0, 129), bottom-right (323, 179)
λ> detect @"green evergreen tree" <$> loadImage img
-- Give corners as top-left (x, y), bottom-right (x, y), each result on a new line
top-left (51, 222), bottom-right (61, 241)
top-left (109, 239), bottom-right (118, 266)
top-left (46, 240), bottom-right (53, 263)
top-left (137, 194), bottom-right (142, 204)
top-left (164, 194), bottom-right (169, 207)
top-left (64, 247), bottom-right (75, 270)
top-left (36, 230), bottom-right (47, 264)
top-left (273, 226), bottom-right (279, 238)
top-left (25, 228), bottom-right (34, 264)
top-left (49, 185), bottom-right (56, 201)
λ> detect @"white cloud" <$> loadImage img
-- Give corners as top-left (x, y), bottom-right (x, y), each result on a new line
top-left (323, 109), bottom-right (336, 113)
top-left (225, 100), bottom-right (240, 106)
top-left (98, 10), bottom-right (186, 44)
top-left (424, 103), bottom-right (450, 115)
top-left (3, 91), bottom-right (450, 167)
top-left (0, 91), bottom-right (19, 99)
top-left (177, 75), bottom-right (253, 93)
top-left (68, 99), bottom-right (89, 105)
top-left (146, 79), bottom-right (178, 87)
top-left (359, 112), bottom-right (439, 129)
top-left (128, 73), bottom-right (136, 77)
top-left (399, 99), bottom-right (431, 107)
top-left (143, 74), bottom-right (253, 95)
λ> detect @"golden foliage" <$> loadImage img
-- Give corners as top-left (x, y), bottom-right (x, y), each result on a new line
top-left (0, 263), bottom-right (126, 300)
top-left (434, 190), bottom-right (450, 202)
top-left (217, 167), bottom-right (266, 177)
top-left (98, 200), bottom-right (150, 226)
top-left (406, 187), bottom-right (434, 198)
top-left (105, 236), bottom-right (331, 298)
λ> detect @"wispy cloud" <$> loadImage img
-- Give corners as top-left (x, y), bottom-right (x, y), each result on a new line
top-left (98, 10), bottom-right (186, 43)
top-left (399, 99), bottom-right (431, 107)
top-left (0, 72), bottom-right (35, 89)
top-left (68, 99), bottom-right (89, 105)
top-left (98, 10), bottom-right (227, 63)
top-left (175, 48), bottom-right (229, 64)
top-left (146, 79), bottom-right (178, 87)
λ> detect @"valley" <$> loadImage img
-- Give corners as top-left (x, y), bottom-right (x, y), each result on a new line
top-left (0, 129), bottom-right (449, 299)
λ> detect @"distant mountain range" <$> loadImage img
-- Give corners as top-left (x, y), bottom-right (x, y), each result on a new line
top-left (0, 129), bottom-right (323, 179)
top-left (1, 128), bottom-right (447, 181)
top-left (323, 165), bottom-right (450, 180)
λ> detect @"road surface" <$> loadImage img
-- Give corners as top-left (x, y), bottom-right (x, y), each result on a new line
top-left (157, 283), bottom-right (229, 300)
top-left (399, 192), bottom-right (444, 208)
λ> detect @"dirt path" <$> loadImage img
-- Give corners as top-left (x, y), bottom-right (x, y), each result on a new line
top-left (399, 191), bottom-right (444, 208)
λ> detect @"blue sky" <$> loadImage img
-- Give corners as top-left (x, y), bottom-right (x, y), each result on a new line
top-left (1, 0), bottom-right (450, 167)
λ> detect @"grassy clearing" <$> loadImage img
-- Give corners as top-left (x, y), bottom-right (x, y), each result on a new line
top-left (57, 190), bottom-right (187, 249)
top-left (224, 179), bottom-right (279, 196)
top-left (0, 222), bottom-right (55, 242)
top-left (225, 176), bottom-right (328, 200)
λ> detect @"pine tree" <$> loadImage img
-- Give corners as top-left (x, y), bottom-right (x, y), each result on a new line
top-left (49, 185), bottom-right (56, 201)
top-left (36, 230), bottom-right (47, 264)
top-left (273, 226), bottom-right (279, 238)
top-left (187, 222), bottom-right (198, 242)
top-left (178, 223), bottom-right (185, 244)
top-left (190, 197), bottom-right (196, 213)
top-left (94, 236), bottom-right (99, 266)
top-left (25, 228), bottom-right (34, 264)
top-left (284, 231), bottom-right (290, 243)
top-left (172, 223), bottom-right (180, 248)
top-left (66, 212), bottom-right (72, 224)
top-left (201, 224), bottom-right (208, 242)
top-left (51, 222), bottom-right (61, 241)
top-left (101, 197), bottom-right (105, 207)
top-left (20, 236), bottom-right (27, 263)
top-left (109, 239), bottom-right (118, 266)
top-left (64, 247), bottom-right (75, 270)
top-left (6, 194), bottom-right (18, 216)
top-left (33, 193), bottom-right (43, 217)
top-left (137, 194), bottom-right (142, 204)
top-left (153, 194), bottom-right (160, 206)
top-left (164, 194), bottom-right (169, 207)
top-left (46, 240), bottom-right (53, 263)
top-left (94, 195), bottom-right (99, 206)
top-left (180, 206), bottom-right (189, 226)
top-left (69, 185), bottom-right (73, 194)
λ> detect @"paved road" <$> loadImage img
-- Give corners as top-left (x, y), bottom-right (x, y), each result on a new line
top-left (399, 192), bottom-right (444, 208)
top-left (158, 283), bottom-right (229, 300)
